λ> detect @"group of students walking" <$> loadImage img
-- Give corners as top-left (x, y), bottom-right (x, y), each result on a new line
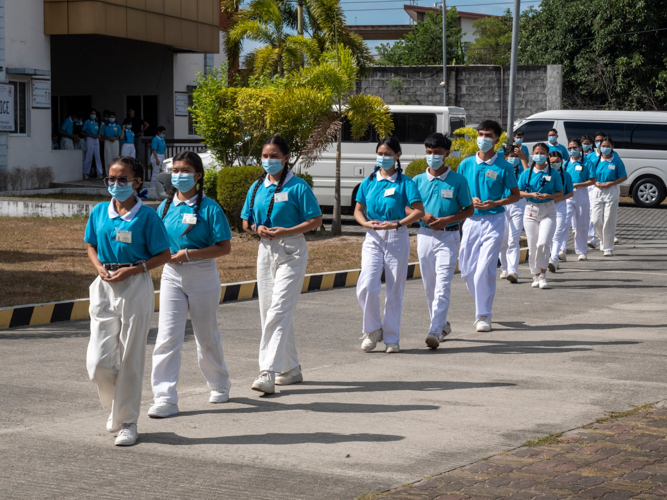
top-left (84, 122), bottom-right (626, 447)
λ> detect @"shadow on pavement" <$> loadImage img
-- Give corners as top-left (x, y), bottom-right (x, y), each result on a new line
top-left (139, 431), bottom-right (405, 446)
top-left (495, 322), bottom-right (662, 332)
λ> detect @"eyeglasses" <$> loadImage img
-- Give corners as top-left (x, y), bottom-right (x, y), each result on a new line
top-left (103, 177), bottom-right (136, 187)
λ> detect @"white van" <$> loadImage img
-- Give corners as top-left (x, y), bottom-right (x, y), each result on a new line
top-left (297, 105), bottom-right (466, 212)
top-left (514, 110), bottom-right (667, 208)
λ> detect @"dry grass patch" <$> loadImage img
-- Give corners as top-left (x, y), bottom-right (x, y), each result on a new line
top-left (0, 217), bottom-right (418, 308)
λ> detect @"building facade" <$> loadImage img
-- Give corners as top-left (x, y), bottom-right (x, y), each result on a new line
top-left (1, 0), bottom-right (226, 188)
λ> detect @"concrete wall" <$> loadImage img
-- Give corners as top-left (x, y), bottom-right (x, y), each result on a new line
top-left (358, 64), bottom-right (563, 127)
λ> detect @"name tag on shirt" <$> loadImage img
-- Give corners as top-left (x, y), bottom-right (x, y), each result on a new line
top-left (485, 170), bottom-right (498, 180)
top-left (274, 192), bottom-right (289, 203)
top-left (116, 231), bottom-right (132, 244)
top-left (608, 164), bottom-right (616, 170)
top-left (441, 189), bottom-right (454, 199)
top-left (544, 176), bottom-right (552, 181)
top-left (384, 187), bottom-right (396, 197)
top-left (182, 213), bottom-right (197, 225)
top-left (575, 165), bottom-right (583, 171)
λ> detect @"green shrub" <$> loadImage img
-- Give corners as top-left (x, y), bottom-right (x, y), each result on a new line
top-left (217, 166), bottom-right (264, 231)
top-left (405, 158), bottom-right (427, 178)
top-left (203, 169), bottom-right (218, 200)
top-left (296, 171), bottom-right (314, 188)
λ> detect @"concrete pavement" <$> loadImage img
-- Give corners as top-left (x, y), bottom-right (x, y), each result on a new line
top-left (1, 236), bottom-right (667, 499)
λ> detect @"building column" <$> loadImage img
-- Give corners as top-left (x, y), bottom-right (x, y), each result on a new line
top-left (0, 0), bottom-right (6, 190)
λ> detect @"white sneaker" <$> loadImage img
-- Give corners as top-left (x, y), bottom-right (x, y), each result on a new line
top-left (474, 316), bottom-right (492, 332)
top-left (578, 254), bottom-right (587, 261)
top-left (275, 367), bottom-right (303, 386)
top-left (107, 414), bottom-right (120, 433)
top-left (603, 250), bottom-right (613, 257)
top-left (506, 272), bottom-right (518, 283)
top-left (385, 343), bottom-right (400, 353)
top-left (442, 321), bottom-right (452, 337)
top-left (499, 271), bottom-right (508, 279)
top-left (425, 332), bottom-right (445, 349)
top-left (614, 237), bottom-right (619, 244)
top-left (114, 423), bottom-right (138, 446)
top-left (251, 372), bottom-right (275, 394)
top-left (532, 276), bottom-right (540, 288)
top-left (209, 379), bottom-right (231, 403)
top-left (558, 250), bottom-right (567, 261)
top-left (360, 328), bottom-right (383, 352)
top-left (538, 274), bottom-right (549, 289)
top-left (548, 260), bottom-right (557, 273)
top-left (147, 401), bottom-right (179, 418)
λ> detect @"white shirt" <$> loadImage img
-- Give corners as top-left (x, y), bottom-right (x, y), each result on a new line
top-left (476, 152), bottom-right (498, 165)
top-left (264, 170), bottom-right (294, 187)
top-left (173, 192), bottom-right (206, 207)
top-left (108, 196), bottom-right (142, 221)
top-left (426, 167), bottom-right (450, 182)
top-left (375, 170), bottom-right (398, 183)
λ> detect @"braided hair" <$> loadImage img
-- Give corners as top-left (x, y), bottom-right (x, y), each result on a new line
top-left (369, 136), bottom-right (403, 182)
top-left (161, 151), bottom-right (205, 236)
top-left (249, 135), bottom-right (290, 229)
top-left (110, 156), bottom-right (144, 196)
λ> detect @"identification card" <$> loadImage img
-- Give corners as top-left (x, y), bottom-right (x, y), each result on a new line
top-left (485, 170), bottom-right (498, 180)
top-left (116, 231), bottom-right (132, 244)
top-left (608, 164), bottom-right (616, 170)
top-left (441, 189), bottom-right (454, 199)
top-left (544, 176), bottom-right (552, 182)
top-left (274, 192), bottom-right (289, 202)
top-left (384, 187), bottom-right (396, 197)
top-left (575, 165), bottom-right (583, 171)
top-left (182, 213), bottom-right (197, 225)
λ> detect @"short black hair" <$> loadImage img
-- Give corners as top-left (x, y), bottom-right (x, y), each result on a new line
top-left (594, 131), bottom-right (606, 139)
top-left (424, 133), bottom-right (451, 150)
top-left (514, 130), bottom-right (524, 137)
top-left (548, 128), bottom-right (558, 135)
top-left (157, 126), bottom-right (166, 133)
top-left (478, 120), bottom-right (502, 138)
top-left (109, 111), bottom-right (116, 117)
top-left (548, 150), bottom-right (563, 160)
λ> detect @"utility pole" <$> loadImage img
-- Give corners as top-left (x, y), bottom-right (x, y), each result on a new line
top-left (505, 0), bottom-right (521, 145)
top-left (441, 0), bottom-right (447, 106)
top-left (297, 0), bottom-right (304, 35)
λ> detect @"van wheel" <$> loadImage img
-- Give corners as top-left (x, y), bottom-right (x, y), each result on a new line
top-left (632, 177), bottom-right (665, 208)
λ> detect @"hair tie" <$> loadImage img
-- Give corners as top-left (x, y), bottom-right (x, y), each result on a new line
top-left (138, 189), bottom-right (148, 200)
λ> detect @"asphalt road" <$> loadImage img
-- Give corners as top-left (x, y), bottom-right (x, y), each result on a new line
top-left (1, 213), bottom-right (667, 499)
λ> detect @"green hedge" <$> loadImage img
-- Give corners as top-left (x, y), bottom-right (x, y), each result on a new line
top-left (216, 166), bottom-right (314, 231)
top-left (405, 158), bottom-right (428, 178)
top-left (203, 169), bottom-right (218, 200)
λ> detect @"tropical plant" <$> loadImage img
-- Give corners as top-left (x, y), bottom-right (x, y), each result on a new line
top-left (450, 127), bottom-right (508, 171)
top-left (405, 158), bottom-right (428, 178)
top-left (465, 10), bottom-right (513, 66)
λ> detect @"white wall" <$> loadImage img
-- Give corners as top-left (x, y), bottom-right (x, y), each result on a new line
top-left (460, 17), bottom-right (478, 44)
top-left (5, 0), bottom-right (79, 183)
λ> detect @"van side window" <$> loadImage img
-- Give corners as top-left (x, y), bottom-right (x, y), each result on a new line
top-left (514, 120), bottom-right (554, 142)
top-left (341, 118), bottom-right (374, 143)
top-left (631, 124), bottom-right (667, 151)
top-left (394, 113), bottom-right (438, 144)
top-left (450, 117), bottom-right (465, 135)
top-left (563, 122), bottom-right (633, 148)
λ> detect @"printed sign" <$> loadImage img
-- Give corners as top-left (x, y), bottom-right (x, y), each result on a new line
top-left (175, 93), bottom-right (189, 116)
top-left (0, 84), bottom-right (15, 132)
top-left (32, 79), bottom-right (51, 108)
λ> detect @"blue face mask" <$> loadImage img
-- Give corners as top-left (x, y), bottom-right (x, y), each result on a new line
top-left (583, 144), bottom-right (592, 152)
top-left (376, 156), bottom-right (395, 170)
top-left (506, 157), bottom-right (520, 166)
top-left (477, 137), bottom-right (494, 153)
top-left (595, 141), bottom-right (601, 149)
top-left (426, 155), bottom-right (444, 169)
top-left (515, 138), bottom-right (523, 145)
top-left (532, 154), bottom-right (547, 164)
top-left (552, 162), bottom-right (562, 170)
top-left (109, 118), bottom-right (116, 123)
top-left (262, 158), bottom-right (284, 175)
top-left (160, 133), bottom-right (166, 139)
top-left (600, 146), bottom-right (612, 156)
top-left (90, 115), bottom-right (96, 121)
top-left (548, 136), bottom-right (557, 144)
top-left (568, 148), bottom-right (580, 157)
top-left (108, 183), bottom-right (135, 202)
top-left (171, 173), bottom-right (197, 193)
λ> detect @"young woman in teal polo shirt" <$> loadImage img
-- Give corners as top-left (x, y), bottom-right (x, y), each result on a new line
top-left (84, 156), bottom-right (171, 446)
top-left (565, 139), bottom-right (595, 260)
top-left (354, 136), bottom-right (425, 354)
top-left (148, 151), bottom-right (233, 419)
top-left (241, 136), bottom-right (322, 395)
top-left (548, 150), bottom-right (574, 272)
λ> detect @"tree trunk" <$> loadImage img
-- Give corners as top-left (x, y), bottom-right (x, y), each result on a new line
top-left (331, 127), bottom-right (343, 236)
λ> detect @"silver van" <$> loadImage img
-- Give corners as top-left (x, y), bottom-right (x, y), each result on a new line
top-left (514, 110), bottom-right (667, 208)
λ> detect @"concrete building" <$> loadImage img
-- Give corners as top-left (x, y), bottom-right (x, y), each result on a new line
top-left (0, 0), bottom-right (226, 188)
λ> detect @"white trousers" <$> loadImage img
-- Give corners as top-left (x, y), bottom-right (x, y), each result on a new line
top-left (357, 226), bottom-right (410, 344)
top-left (587, 185), bottom-right (597, 245)
top-left (567, 188), bottom-right (590, 255)
top-left (152, 260), bottom-right (229, 404)
top-left (257, 235), bottom-right (308, 373)
top-left (459, 212), bottom-right (504, 320)
top-left (104, 140), bottom-right (120, 171)
top-left (121, 143), bottom-right (136, 158)
top-left (83, 137), bottom-right (103, 176)
top-left (60, 137), bottom-right (74, 150)
top-left (499, 199), bottom-right (526, 276)
top-left (150, 154), bottom-right (165, 189)
top-left (86, 272), bottom-right (154, 429)
top-left (591, 184), bottom-right (620, 252)
top-left (550, 200), bottom-right (569, 262)
top-left (417, 227), bottom-right (460, 334)
top-left (524, 202), bottom-right (557, 275)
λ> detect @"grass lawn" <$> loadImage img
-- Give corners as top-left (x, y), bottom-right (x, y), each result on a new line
top-left (0, 217), bottom-right (418, 308)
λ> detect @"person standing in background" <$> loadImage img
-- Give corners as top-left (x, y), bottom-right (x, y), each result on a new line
top-left (150, 126), bottom-right (167, 190)
top-left (547, 129), bottom-right (569, 160)
top-left (81, 109), bottom-right (103, 180)
top-left (101, 112), bottom-right (122, 173)
top-left (127, 108), bottom-right (149, 160)
top-left (120, 119), bottom-right (136, 158)
top-left (60, 113), bottom-right (81, 150)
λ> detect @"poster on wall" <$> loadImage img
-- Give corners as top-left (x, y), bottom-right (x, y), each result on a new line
top-left (32, 79), bottom-right (51, 108)
top-left (0, 84), bottom-right (15, 132)
top-left (175, 93), bottom-right (189, 116)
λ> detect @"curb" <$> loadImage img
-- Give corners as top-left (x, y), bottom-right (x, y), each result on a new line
top-left (0, 248), bottom-right (528, 331)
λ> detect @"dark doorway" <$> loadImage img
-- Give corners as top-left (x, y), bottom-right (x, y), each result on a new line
top-left (126, 95), bottom-right (158, 137)
top-left (52, 95), bottom-right (92, 132)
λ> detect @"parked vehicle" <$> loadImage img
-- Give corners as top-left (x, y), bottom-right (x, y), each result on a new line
top-left (155, 151), bottom-right (216, 199)
top-left (514, 110), bottom-right (667, 208)
top-left (294, 105), bottom-right (466, 211)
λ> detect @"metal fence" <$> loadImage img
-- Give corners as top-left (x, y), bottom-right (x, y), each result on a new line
top-left (140, 138), bottom-right (207, 180)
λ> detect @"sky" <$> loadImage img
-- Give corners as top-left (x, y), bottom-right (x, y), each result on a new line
top-left (239, 0), bottom-right (543, 57)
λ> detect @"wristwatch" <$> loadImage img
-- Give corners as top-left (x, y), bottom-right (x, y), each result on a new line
top-left (396, 220), bottom-right (402, 228)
